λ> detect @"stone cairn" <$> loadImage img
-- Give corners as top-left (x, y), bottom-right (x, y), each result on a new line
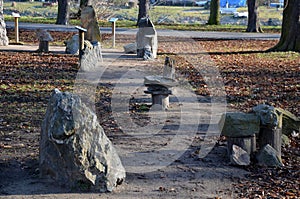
top-left (40, 89), bottom-right (126, 192)
top-left (219, 105), bottom-right (283, 166)
top-left (36, 29), bottom-right (53, 53)
top-left (219, 104), bottom-right (299, 167)
top-left (144, 57), bottom-right (177, 110)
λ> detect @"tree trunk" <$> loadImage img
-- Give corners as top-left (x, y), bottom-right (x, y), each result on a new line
top-left (80, 0), bottom-right (91, 8)
top-left (207, 0), bottom-right (220, 25)
top-left (0, 0), bottom-right (9, 46)
top-left (246, 0), bottom-right (263, 32)
top-left (56, 0), bottom-right (70, 25)
top-left (269, 0), bottom-right (300, 52)
top-left (137, 0), bottom-right (149, 24)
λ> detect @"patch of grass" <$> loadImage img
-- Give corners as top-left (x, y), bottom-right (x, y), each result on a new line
top-left (257, 51), bottom-right (300, 60)
top-left (4, 15), bottom-right (80, 25)
top-left (3, 2), bottom-right (282, 32)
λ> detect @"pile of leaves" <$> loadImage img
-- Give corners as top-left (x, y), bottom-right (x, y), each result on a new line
top-left (232, 135), bottom-right (300, 198)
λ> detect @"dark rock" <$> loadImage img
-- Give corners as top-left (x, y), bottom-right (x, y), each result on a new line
top-left (256, 144), bottom-right (283, 167)
top-left (253, 104), bottom-right (278, 129)
top-left (40, 89), bottom-right (126, 192)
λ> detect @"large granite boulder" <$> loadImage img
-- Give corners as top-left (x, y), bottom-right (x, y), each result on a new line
top-left (0, 0), bottom-right (9, 46)
top-left (40, 89), bottom-right (125, 192)
top-left (219, 112), bottom-right (260, 137)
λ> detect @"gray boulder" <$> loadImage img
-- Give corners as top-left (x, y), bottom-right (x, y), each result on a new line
top-left (65, 34), bottom-right (79, 55)
top-left (253, 104), bottom-right (278, 129)
top-left (136, 18), bottom-right (158, 59)
top-left (123, 42), bottom-right (137, 54)
top-left (219, 112), bottom-right (260, 137)
top-left (40, 89), bottom-right (126, 192)
top-left (256, 144), bottom-right (283, 167)
top-left (230, 144), bottom-right (250, 166)
top-left (80, 41), bottom-right (103, 71)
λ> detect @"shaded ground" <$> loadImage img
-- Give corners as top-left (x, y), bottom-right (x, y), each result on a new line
top-left (0, 30), bottom-right (299, 198)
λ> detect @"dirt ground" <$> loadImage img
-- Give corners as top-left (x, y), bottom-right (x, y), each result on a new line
top-left (0, 31), bottom-right (299, 198)
top-left (0, 46), bottom-right (249, 199)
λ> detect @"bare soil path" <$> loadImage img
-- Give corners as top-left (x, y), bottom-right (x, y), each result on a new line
top-left (0, 47), bottom-right (248, 199)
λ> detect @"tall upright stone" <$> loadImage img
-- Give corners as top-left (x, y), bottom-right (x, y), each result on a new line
top-left (136, 17), bottom-right (158, 59)
top-left (40, 89), bottom-right (126, 192)
top-left (80, 6), bottom-right (101, 43)
top-left (0, 0), bottom-right (9, 46)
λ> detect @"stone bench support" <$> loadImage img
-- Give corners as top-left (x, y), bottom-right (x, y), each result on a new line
top-left (227, 135), bottom-right (256, 157)
top-left (144, 88), bottom-right (171, 110)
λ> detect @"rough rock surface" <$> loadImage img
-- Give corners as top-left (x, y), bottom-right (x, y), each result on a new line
top-left (80, 41), bottom-right (102, 71)
top-left (136, 18), bottom-right (158, 59)
top-left (80, 5), bottom-right (101, 43)
top-left (65, 34), bottom-right (79, 55)
top-left (219, 112), bottom-right (260, 137)
top-left (39, 89), bottom-right (126, 192)
top-left (256, 144), bottom-right (283, 167)
top-left (253, 104), bottom-right (278, 128)
top-left (230, 144), bottom-right (250, 166)
top-left (0, 0), bottom-right (9, 46)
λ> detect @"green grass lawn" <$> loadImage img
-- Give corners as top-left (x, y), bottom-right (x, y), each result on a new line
top-left (3, 2), bottom-right (282, 32)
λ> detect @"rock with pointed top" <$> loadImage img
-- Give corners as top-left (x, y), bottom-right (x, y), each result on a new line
top-left (40, 89), bottom-right (126, 192)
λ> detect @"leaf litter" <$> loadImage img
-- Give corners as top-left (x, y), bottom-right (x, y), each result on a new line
top-left (0, 30), bottom-right (299, 198)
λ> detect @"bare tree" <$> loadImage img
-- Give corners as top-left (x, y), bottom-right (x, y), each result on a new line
top-left (207, 0), bottom-right (220, 25)
top-left (56, 0), bottom-right (70, 25)
top-left (269, 0), bottom-right (300, 52)
top-left (138, 0), bottom-right (149, 24)
top-left (246, 0), bottom-right (263, 32)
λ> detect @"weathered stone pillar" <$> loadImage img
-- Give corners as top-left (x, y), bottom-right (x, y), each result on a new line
top-left (0, 0), bottom-right (9, 46)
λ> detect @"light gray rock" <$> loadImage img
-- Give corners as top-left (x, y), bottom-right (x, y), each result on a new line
top-left (256, 144), bottom-right (283, 167)
top-left (253, 104), bottom-right (278, 129)
top-left (123, 42), bottom-right (137, 54)
top-left (0, 0), bottom-right (9, 46)
top-left (219, 112), bottom-right (260, 137)
top-left (40, 89), bottom-right (126, 192)
top-left (136, 17), bottom-right (158, 59)
top-left (230, 144), bottom-right (250, 166)
top-left (65, 34), bottom-right (79, 55)
top-left (80, 41), bottom-right (103, 71)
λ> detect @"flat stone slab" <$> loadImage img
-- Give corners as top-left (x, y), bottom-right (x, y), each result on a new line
top-left (144, 75), bottom-right (178, 88)
top-left (219, 112), bottom-right (260, 137)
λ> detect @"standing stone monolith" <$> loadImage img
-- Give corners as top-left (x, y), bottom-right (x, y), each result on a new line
top-left (0, 0), bottom-right (9, 46)
top-left (80, 5), bottom-right (101, 43)
top-left (136, 17), bottom-right (158, 59)
top-left (40, 89), bottom-right (126, 192)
